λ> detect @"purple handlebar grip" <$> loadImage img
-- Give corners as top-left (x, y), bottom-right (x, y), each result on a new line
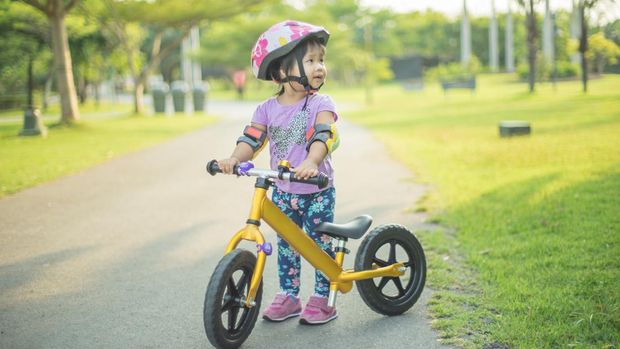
top-left (238, 162), bottom-right (254, 176)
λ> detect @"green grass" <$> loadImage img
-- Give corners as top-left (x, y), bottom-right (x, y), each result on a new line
top-left (0, 100), bottom-right (133, 118)
top-left (346, 74), bottom-right (620, 348)
top-left (0, 114), bottom-right (214, 198)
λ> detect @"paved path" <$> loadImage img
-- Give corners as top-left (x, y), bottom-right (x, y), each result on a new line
top-left (0, 100), bottom-right (451, 348)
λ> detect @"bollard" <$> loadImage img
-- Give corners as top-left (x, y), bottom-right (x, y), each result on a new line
top-left (19, 106), bottom-right (47, 137)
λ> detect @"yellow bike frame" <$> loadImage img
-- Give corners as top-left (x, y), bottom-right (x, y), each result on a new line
top-left (225, 183), bottom-right (405, 307)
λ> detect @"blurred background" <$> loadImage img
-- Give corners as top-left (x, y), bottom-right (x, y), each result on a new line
top-left (1, 0), bottom-right (619, 120)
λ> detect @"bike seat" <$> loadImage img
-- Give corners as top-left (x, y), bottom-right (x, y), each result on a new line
top-left (314, 215), bottom-right (373, 240)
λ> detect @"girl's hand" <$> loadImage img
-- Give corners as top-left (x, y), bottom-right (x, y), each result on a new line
top-left (293, 159), bottom-right (319, 180)
top-left (217, 157), bottom-right (240, 174)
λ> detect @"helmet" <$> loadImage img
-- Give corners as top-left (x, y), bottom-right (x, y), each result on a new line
top-left (251, 20), bottom-right (330, 81)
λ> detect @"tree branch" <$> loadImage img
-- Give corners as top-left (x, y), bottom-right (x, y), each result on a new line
top-left (137, 27), bottom-right (190, 85)
top-left (21, 0), bottom-right (48, 15)
top-left (65, 0), bottom-right (80, 12)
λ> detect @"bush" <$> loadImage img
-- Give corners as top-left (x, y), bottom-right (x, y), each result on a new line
top-left (555, 61), bottom-right (579, 78)
top-left (426, 56), bottom-right (481, 82)
top-left (516, 60), bottom-right (579, 81)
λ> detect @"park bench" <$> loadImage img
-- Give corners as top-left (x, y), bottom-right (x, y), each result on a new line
top-left (440, 77), bottom-right (476, 93)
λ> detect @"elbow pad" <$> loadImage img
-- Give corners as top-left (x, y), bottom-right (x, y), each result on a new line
top-left (237, 125), bottom-right (267, 158)
top-left (306, 123), bottom-right (340, 154)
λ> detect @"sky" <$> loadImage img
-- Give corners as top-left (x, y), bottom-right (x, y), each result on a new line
top-left (359, 0), bottom-right (620, 24)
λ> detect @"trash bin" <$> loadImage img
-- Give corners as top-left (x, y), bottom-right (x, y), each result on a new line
top-left (192, 83), bottom-right (207, 112)
top-left (151, 82), bottom-right (169, 114)
top-left (171, 80), bottom-right (189, 113)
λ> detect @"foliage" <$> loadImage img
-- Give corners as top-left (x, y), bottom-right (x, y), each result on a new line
top-left (516, 59), bottom-right (579, 80)
top-left (391, 10), bottom-right (458, 60)
top-left (555, 60), bottom-right (580, 78)
top-left (0, 1), bottom-right (49, 109)
top-left (587, 32), bottom-right (620, 73)
top-left (345, 74), bottom-right (620, 348)
top-left (426, 56), bottom-right (481, 82)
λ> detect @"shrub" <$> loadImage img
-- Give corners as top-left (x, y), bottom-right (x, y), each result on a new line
top-left (426, 56), bottom-right (481, 82)
top-left (516, 60), bottom-right (578, 81)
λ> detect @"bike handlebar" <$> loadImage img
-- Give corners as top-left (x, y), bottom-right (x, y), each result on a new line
top-left (206, 160), bottom-right (329, 190)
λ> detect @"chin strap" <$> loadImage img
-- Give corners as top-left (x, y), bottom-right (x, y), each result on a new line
top-left (280, 48), bottom-right (324, 110)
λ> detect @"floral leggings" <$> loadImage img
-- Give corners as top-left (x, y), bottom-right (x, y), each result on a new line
top-left (272, 186), bottom-right (336, 297)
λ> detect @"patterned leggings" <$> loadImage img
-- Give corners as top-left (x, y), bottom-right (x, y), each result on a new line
top-left (272, 187), bottom-right (336, 297)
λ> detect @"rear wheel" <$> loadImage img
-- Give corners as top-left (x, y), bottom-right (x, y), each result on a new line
top-left (204, 249), bottom-right (262, 349)
top-left (354, 224), bottom-right (426, 315)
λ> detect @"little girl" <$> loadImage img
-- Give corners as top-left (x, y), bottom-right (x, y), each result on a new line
top-left (217, 20), bottom-right (340, 325)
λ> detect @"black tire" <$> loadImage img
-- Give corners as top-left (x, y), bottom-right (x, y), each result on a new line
top-left (204, 249), bottom-right (263, 349)
top-left (354, 224), bottom-right (426, 316)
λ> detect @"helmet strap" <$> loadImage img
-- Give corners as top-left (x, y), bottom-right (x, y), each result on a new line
top-left (280, 48), bottom-right (324, 95)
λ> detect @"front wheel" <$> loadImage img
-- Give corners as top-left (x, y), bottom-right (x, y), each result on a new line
top-left (355, 224), bottom-right (426, 316)
top-left (204, 249), bottom-right (263, 349)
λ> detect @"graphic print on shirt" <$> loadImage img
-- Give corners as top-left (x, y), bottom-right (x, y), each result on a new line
top-left (270, 108), bottom-right (309, 161)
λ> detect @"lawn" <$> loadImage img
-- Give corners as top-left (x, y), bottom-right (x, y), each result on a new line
top-left (345, 74), bottom-right (620, 348)
top-left (0, 113), bottom-right (214, 198)
top-left (0, 100), bottom-right (133, 118)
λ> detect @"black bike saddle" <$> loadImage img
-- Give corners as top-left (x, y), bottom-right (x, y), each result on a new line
top-left (314, 215), bottom-right (373, 240)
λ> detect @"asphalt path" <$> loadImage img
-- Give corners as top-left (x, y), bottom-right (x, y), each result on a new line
top-left (0, 100), bottom-right (452, 348)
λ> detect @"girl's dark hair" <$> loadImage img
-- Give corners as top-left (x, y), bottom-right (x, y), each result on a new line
top-left (266, 37), bottom-right (325, 96)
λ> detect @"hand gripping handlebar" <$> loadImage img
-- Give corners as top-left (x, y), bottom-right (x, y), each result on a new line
top-left (206, 160), bottom-right (329, 189)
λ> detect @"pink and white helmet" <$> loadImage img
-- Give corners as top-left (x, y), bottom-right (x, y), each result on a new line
top-left (251, 20), bottom-right (330, 81)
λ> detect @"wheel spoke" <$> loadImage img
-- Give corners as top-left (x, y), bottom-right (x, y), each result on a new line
top-left (227, 277), bottom-right (238, 298)
top-left (388, 241), bottom-right (397, 264)
top-left (221, 297), bottom-right (236, 312)
top-left (372, 257), bottom-right (389, 267)
top-left (237, 308), bottom-right (249, 329)
top-left (377, 277), bottom-right (390, 291)
top-left (236, 271), bottom-right (249, 293)
top-left (228, 305), bottom-right (240, 330)
top-left (393, 277), bottom-right (406, 296)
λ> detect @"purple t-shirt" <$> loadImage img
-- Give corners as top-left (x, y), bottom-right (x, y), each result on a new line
top-left (251, 93), bottom-right (339, 194)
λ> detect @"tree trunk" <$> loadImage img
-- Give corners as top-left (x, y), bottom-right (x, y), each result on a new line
top-left (597, 57), bottom-right (604, 75)
top-left (526, 0), bottom-right (537, 93)
top-left (49, 0), bottom-right (80, 124)
top-left (133, 79), bottom-right (145, 114)
top-left (78, 75), bottom-right (87, 104)
top-left (578, 4), bottom-right (589, 93)
top-left (94, 82), bottom-right (100, 106)
top-left (27, 55), bottom-right (34, 106)
top-left (128, 30), bottom-right (187, 115)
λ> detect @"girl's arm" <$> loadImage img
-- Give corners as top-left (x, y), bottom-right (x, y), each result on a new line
top-left (219, 123), bottom-right (267, 174)
top-left (294, 111), bottom-right (335, 180)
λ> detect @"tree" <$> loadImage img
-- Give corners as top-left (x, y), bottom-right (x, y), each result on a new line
top-left (516, 0), bottom-right (541, 93)
top-left (98, 0), bottom-right (275, 115)
top-left (20, 0), bottom-right (81, 124)
top-left (576, 0), bottom-right (616, 92)
top-left (587, 31), bottom-right (620, 74)
top-left (0, 1), bottom-right (50, 110)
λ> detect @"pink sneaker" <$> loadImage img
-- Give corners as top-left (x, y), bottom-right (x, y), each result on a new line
top-left (262, 293), bottom-right (302, 322)
top-left (299, 295), bottom-right (338, 325)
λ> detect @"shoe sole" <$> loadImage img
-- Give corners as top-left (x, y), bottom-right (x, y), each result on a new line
top-left (299, 313), bottom-right (338, 325)
top-left (262, 311), bottom-right (302, 322)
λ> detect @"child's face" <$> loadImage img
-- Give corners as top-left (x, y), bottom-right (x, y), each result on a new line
top-left (286, 43), bottom-right (327, 90)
